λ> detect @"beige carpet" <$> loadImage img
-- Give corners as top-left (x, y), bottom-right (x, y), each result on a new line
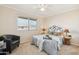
top-left (11, 42), bottom-right (47, 55)
top-left (11, 42), bottom-right (79, 55)
top-left (58, 45), bottom-right (79, 55)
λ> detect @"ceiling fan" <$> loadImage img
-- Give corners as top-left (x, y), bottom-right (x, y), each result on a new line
top-left (34, 4), bottom-right (48, 12)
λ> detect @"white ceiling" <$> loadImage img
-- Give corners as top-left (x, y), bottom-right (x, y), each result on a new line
top-left (1, 4), bottom-right (79, 19)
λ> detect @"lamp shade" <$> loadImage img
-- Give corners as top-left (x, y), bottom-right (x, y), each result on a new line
top-left (64, 29), bottom-right (69, 33)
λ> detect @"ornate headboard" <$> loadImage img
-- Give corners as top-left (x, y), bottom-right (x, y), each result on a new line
top-left (48, 25), bottom-right (63, 34)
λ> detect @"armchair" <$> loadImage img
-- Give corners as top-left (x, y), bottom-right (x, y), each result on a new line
top-left (0, 34), bottom-right (20, 54)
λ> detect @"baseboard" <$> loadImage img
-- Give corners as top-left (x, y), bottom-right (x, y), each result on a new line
top-left (71, 43), bottom-right (79, 47)
top-left (20, 41), bottom-right (31, 45)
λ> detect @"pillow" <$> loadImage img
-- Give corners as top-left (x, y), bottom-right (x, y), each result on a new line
top-left (54, 32), bottom-right (63, 36)
top-left (0, 41), bottom-right (4, 47)
top-left (44, 35), bottom-right (52, 40)
top-left (0, 36), bottom-right (4, 41)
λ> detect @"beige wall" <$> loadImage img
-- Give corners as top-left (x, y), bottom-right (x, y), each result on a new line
top-left (0, 5), bottom-right (79, 46)
top-left (44, 10), bottom-right (79, 46)
top-left (0, 6), bottom-right (44, 43)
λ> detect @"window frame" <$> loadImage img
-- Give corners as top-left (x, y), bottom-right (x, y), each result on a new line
top-left (17, 17), bottom-right (37, 31)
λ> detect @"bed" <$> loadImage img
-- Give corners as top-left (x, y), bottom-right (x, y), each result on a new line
top-left (32, 25), bottom-right (64, 55)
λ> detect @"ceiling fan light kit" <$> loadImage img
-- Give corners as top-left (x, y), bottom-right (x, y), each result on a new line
top-left (40, 7), bottom-right (45, 11)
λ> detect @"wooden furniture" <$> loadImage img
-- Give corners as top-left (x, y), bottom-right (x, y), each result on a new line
top-left (63, 36), bottom-right (71, 45)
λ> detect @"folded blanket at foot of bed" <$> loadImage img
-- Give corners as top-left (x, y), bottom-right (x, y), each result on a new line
top-left (43, 39), bottom-right (58, 55)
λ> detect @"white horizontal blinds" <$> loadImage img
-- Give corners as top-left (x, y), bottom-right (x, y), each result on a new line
top-left (17, 17), bottom-right (29, 30)
top-left (29, 18), bottom-right (37, 30)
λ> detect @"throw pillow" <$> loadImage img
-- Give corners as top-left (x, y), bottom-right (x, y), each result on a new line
top-left (0, 41), bottom-right (4, 47)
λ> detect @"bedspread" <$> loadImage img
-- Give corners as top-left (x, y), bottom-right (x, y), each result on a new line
top-left (32, 34), bottom-right (63, 55)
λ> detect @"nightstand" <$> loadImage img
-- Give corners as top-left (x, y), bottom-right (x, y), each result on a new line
top-left (63, 36), bottom-right (71, 45)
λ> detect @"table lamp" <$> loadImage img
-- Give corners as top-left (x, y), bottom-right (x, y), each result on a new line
top-left (42, 28), bottom-right (46, 34)
top-left (64, 29), bottom-right (69, 36)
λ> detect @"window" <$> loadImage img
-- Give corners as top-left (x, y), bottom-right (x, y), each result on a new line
top-left (29, 19), bottom-right (37, 30)
top-left (17, 17), bottom-right (37, 30)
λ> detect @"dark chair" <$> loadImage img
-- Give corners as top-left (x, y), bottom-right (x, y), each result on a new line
top-left (0, 34), bottom-right (20, 54)
top-left (0, 48), bottom-right (9, 55)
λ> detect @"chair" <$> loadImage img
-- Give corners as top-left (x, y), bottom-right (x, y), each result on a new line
top-left (0, 34), bottom-right (20, 54)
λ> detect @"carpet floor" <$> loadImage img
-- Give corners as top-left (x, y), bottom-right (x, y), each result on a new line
top-left (11, 42), bottom-right (79, 55)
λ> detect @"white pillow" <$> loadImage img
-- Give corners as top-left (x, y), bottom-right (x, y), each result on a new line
top-left (0, 41), bottom-right (4, 47)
